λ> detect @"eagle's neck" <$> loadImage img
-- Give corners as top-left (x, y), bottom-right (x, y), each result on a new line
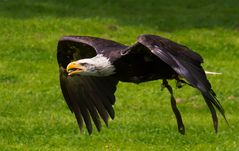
top-left (92, 54), bottom-right (115, 76)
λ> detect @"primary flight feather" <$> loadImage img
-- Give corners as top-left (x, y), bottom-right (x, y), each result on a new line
top-left (57, 34), bottom-right (226, 134)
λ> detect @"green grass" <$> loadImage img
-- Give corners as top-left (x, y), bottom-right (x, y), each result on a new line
top-left (1, 0), bottom-right (239, 150)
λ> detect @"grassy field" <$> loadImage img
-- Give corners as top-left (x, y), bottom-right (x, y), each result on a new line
top-left (1, 0), bottom-right (239, 150)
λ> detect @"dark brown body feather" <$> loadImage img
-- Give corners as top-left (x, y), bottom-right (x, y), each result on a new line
top-left (57, 34), bottom-right (226, 134)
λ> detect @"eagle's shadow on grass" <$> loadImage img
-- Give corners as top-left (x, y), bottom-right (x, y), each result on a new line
top-left (0, 0), bottom-right (238, 31)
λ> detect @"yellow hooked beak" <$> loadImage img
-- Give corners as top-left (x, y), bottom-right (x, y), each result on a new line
top-left (66, 61), bottom-right (84, 76)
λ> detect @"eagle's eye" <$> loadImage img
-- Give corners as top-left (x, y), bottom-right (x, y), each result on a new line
top-left (80, 63), bottom-right (88, 66)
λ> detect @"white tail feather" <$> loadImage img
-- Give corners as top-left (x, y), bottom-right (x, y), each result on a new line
top-left (205, 71), bottom-right (222, 75)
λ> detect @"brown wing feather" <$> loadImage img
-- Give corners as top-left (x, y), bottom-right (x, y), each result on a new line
top-left (57, 36), bottom-right (127, 68)
top-left (57, 36), bottom-right (121, 134)
top-left (135, 34), bottom-right (227, 132)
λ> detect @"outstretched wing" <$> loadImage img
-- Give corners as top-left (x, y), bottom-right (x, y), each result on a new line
top-left (127, 34), bottom-right (226, 132)
top-left (57, 36), bottom-right (126, 134)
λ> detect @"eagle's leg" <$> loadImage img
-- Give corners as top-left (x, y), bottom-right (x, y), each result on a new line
top-left (163, 79), bottom-right (185, 135)
top-left (175, 77), bottom-right (193, 89)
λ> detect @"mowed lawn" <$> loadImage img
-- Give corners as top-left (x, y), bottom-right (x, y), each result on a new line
top-left (0, 0), bottom-right (239, 150)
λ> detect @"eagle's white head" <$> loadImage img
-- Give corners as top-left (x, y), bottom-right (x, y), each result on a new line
top-left (66, 54), bottom-right (115, 77)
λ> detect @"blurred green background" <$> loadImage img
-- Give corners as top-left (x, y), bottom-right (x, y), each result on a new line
top-left (0, 0), bottom-right (239, 150)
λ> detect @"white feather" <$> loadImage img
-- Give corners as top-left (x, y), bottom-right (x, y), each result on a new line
top-left (205, 71), bottom-right (222, 75)
top-left (76, 54), bottom-right (115, 76)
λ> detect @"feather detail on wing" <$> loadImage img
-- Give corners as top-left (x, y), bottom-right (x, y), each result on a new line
top-left (136, 34), bottom-right (227, 131)
top-left (60, 68), bottom-right (118, 134)
top-left (57, 36), bottom-right (122, 134)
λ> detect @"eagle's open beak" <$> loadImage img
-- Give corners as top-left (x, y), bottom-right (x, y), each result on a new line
top-left (66, 62), bottom-right (84, 76)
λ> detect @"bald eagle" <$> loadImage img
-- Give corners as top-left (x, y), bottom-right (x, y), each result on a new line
top-left (57, 34), bottom-right (226, 135)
